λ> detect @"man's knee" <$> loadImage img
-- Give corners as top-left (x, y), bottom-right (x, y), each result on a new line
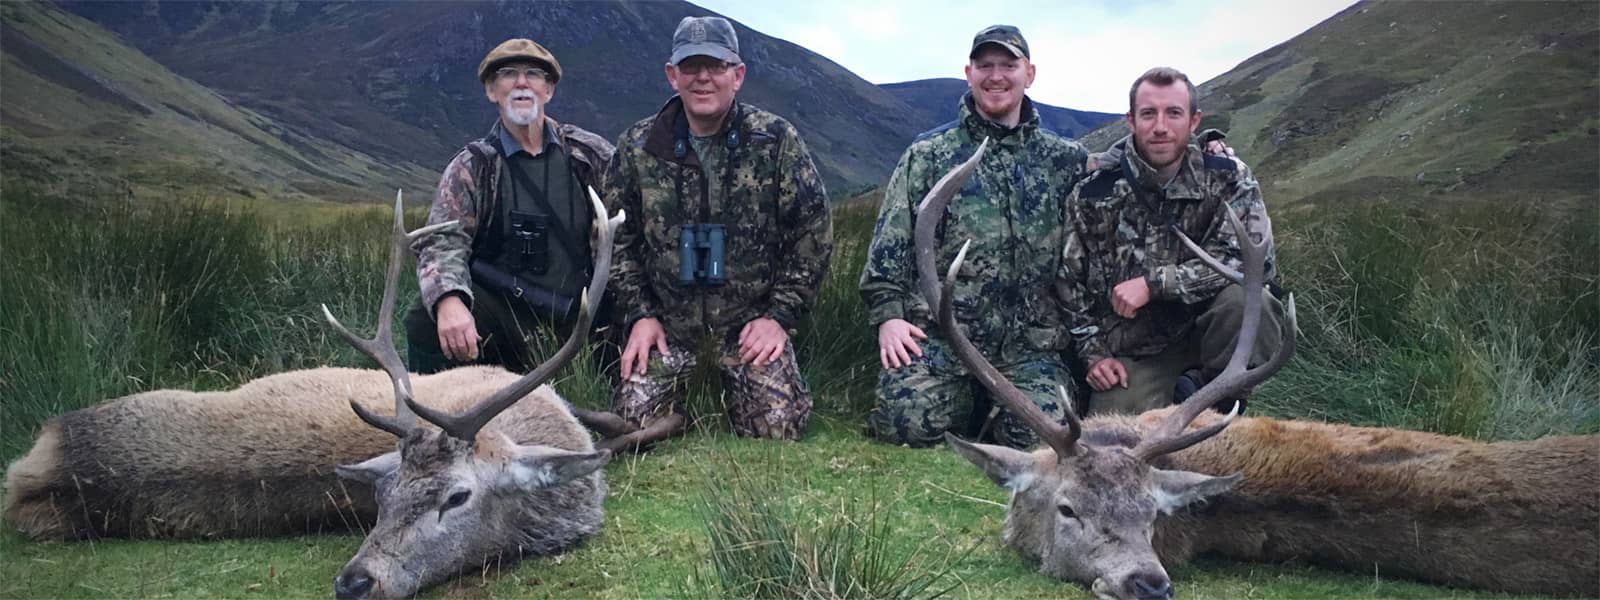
top-left (866, 370), bottom-right (955, 448)
top-left (727, 354), bottom-right (812, 440)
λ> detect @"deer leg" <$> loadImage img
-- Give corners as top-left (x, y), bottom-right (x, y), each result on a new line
top-left (594, 413), bottom-right (686, 454)
top-left (570, 407), bottom-right (638, 439)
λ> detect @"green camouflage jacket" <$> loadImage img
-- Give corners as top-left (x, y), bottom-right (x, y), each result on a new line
top-left (412, 118), bottom-right (613, 314)
top-left (602, 97), bottom-right (832, 344)
top-left (859, 94), bottom-right (1090, 361)
top-left (1059, 135), bottom-right (1274, 367)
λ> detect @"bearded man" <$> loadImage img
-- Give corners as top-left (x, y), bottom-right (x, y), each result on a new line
top-left (406, 38), bottom-right (615, 374)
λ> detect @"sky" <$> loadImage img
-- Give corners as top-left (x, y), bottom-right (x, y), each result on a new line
top-left (689, 0), bottom-right (1356, 113)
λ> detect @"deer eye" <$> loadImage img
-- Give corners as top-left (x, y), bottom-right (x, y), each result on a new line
top-left (442, 490), bottom-right (471, 512)
top-left (1058, 504), bottom-right (1077, 519)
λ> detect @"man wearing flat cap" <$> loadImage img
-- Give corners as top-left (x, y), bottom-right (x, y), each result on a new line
top-left (406, 38), bottom-right (616, 374)
top-left (860, 25), bottom-right (1096, 449)
top-left (598, 16), bottom-right (833, 449)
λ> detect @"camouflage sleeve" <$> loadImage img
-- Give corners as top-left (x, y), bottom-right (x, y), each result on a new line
top-left (1058, 184), bottom-right (1113, 368)
top-left (412, 149), bottom-right (483, 317)
top-left (1148, 172), bottom-right (1272, 303)
top-left (601, 134), bottom-right (662, 327)
top-left (765, 127), bottom-right (833, 330)
top-left (857, 148), bottom-right (922, 326)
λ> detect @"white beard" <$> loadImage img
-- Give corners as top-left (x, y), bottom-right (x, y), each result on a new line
top-left (501, 91), bottom-right (540, 126)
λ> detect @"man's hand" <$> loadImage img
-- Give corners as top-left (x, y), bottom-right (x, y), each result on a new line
top-left (1087, 358), bottom-right (1129, 392)
top-left (1205, 139), bottom-right (1236, 157)
top-left (621, 318), bottom-right (671, 379)
top-left (877, 318), bottom-right (927, 369)
top-left (435, 295), bottom-right (480, 362)
top-left (738, 318), bottom-right (789, 366)
top-left (1111, 277), bottom-right (1152, 319)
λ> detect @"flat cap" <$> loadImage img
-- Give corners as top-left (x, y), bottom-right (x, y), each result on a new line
top-left (478, 38), bottom-right (562, 83)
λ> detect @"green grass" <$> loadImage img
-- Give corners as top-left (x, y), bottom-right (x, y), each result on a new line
top-left (1, 186), bottom-right (1593, 598)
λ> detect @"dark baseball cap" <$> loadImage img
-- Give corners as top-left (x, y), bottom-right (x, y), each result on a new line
top-left (970, 24), bottom-right (1029, 60)
top-left (670, 16), bottom-right (741, 65)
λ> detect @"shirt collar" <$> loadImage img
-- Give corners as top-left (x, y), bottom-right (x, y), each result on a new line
top-left (496, 119), bottom-right (563, 157)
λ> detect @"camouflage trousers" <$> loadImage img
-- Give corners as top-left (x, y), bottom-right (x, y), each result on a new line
top-left (1089, 283), bottom-right (1285, 415)
top-left (611, 336), bottom-right (812, 440)
top-left (868, 336), bottom-right (1076, 449)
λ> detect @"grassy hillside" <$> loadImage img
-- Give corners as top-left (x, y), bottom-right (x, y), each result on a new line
top-left (0, 1), bottom-right (434, 202)
top-left (56, 0), bottom-right (941, 195)
top-left (1080, 0), bottom-right (1598, 210)
top-left (882, 77), bottom-right (1120, 139)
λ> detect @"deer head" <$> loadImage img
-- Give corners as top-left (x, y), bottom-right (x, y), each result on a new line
top-left (322, 190), bottom-right (623, 599)
top-left (921, 143), bottom-right (1295, 600)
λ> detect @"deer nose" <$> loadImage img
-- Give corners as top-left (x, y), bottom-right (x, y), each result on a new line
top-left (1127, 570), bottom-right (1172, 600)
top-left (334, 568), bottom-right (375, 599)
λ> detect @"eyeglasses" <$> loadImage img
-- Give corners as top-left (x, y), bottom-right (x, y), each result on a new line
top-left (675, 61), bottom-right (738, 76)
top-left (495, 66), bottom-right (551, 83)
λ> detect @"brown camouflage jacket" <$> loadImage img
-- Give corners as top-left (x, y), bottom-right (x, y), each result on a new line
top-left (1059, 135), bottom-right (1274, 366)
top-left (601, 97), bottom-right (832, 344)
top-left (412, 117), bottom-right (613, 314)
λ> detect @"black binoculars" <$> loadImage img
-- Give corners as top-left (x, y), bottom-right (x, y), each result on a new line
top-left (678, 223), bottom-right (726, 287)
top-left (509, 210), bottom-right (550, 275)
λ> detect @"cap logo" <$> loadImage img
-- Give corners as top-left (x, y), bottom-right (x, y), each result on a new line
top-left (689, 21), bottom-right (708, 43)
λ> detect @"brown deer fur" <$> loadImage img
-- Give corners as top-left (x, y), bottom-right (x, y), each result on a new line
top-left (3, 366), bottom-right (603, 542)
top-left (990, 407), bottom-right (1600, 597)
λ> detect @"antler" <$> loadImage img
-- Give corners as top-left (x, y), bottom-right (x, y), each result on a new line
top-left (404, 188), bottom-right (624, 443)
top-left (915, 139), bottom-right (1083, 458)
top-left (322, 190), bottom-right (459, 438)
top-left (1131, 206), bottom-right (1297, 462)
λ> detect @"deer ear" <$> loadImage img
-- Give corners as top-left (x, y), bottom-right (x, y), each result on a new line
top-left (503, 445), bottom-right (612, 491)
top-left (1149, 468), bottom-right (1240, 514)
top-left (946, 433), bottom-right (1038, 491)
top-left (337, 451), bottom-right (401, 486)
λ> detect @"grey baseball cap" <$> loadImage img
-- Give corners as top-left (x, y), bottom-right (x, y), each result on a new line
top-left (970, 24), bottom-right (1030, 59)
top-left (670, 16), bottom-right (741, 65)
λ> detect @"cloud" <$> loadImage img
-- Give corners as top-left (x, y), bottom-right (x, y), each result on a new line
top-left (691, 0), bottom-right (1355, 112)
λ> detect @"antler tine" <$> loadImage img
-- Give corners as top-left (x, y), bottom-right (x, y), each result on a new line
top-left (915, 138), bottom-right (989, 313)
top-left (323, 190), bottom-right (458, 438)
top-left (1133, 204), bottom-right (1296, 462)
top-left (913, 139), bottom-right (1078, 458)
top-left (407, 187), bottom-right (623, 442)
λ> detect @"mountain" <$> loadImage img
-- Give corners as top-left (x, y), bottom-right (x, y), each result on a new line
top-left (882, 78), bottom-right (1120, 140)
top-left (0, 1), bottom-right (434, 201)
top-left (1078, 0), bottom-right (1598, 209)
top-left (51, 0), bottom-right (932, 197)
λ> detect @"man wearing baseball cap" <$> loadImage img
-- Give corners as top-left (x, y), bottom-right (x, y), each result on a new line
top-left (405, 38), bottom-right (616, 375)
top-left (595, 16), bottom-right (833, 450)
top-left (859, 24), bottom-right (1095, 449)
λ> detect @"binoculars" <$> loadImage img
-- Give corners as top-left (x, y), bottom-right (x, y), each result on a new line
top-left (509, 210), bottom-right (550, 275)
top-left (678, 223), bottom-right (726, 287)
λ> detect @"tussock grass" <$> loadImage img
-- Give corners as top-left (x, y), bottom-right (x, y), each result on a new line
top-left (686, 452), bottom-right (968, 599)
top-left (0, 185), bottom-right (1592, 598)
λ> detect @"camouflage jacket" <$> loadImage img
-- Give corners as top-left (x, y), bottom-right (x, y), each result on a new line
top-left (601, 97), bottom-right (832, 344)
top-left (412, 117), bottom-right (614, 315)
top-left (859, 93), bottom-right (1090, 361)
top-left (1058, 135), bottom-right (1274, 366)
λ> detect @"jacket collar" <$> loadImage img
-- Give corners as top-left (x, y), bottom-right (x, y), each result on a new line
top-left (642, 95), bottom-right (742, 166)
top-left (958, 91), bottom-right (1041, 148)
top-left (1115, 134), bottom-right (1205, 201)
top-left (486, 116), bottom-right (564, 156)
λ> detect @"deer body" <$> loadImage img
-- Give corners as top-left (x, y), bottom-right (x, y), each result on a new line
top-left (3, 366), bottom-right (601, 542)
top-left (8, 191), bottom-right (625, 599)
top-left (920, 142), bottom-right (1596, 598)
top-left (993, 409), bottom-right (1600, 597)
